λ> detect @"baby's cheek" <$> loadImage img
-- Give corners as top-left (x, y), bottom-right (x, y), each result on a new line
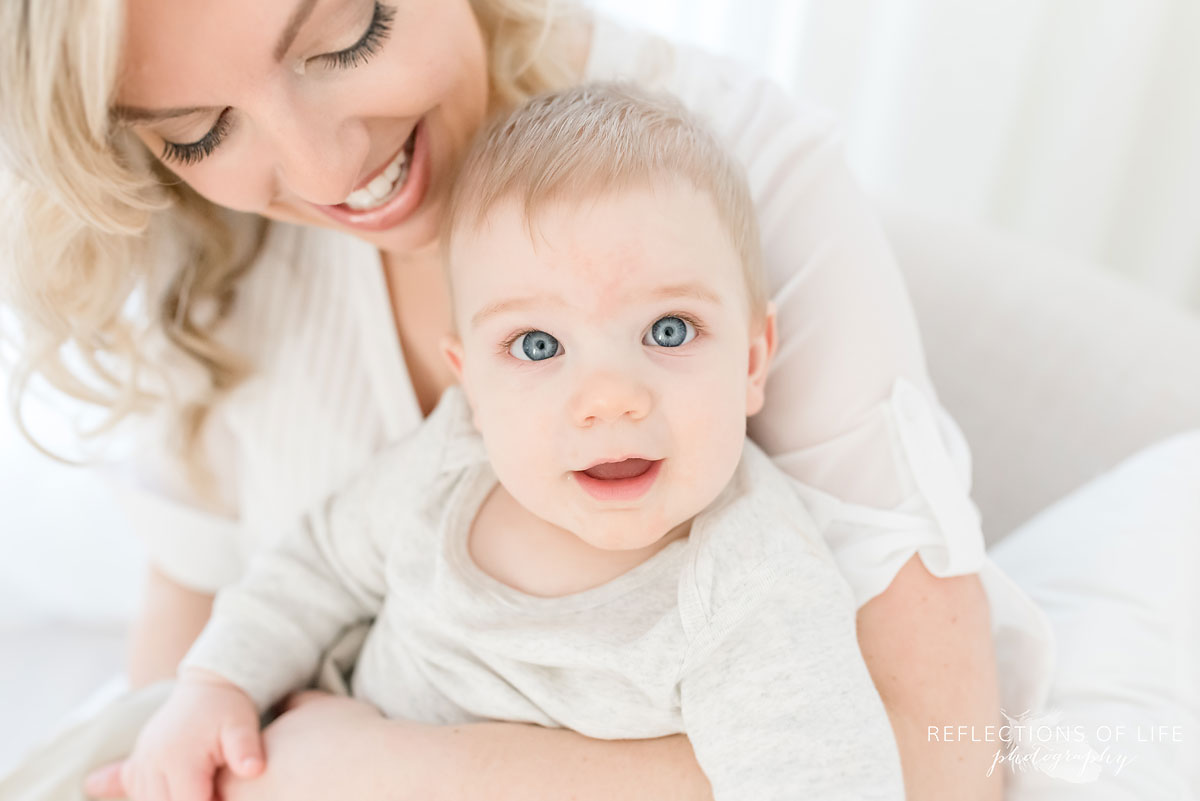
top-left (502, 450), bottom-right (543, 485)
top-left (485, 426), bottom-right (555, 497)
top-left (689, 413), bottom-right (748, 493)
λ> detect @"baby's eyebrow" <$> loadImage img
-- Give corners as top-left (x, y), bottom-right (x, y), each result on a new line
top-left (470, 282), bottom-right (721, 329)
top-left (471, 293), bottom-right (566, 329)
top-left (647, 282), bottom-right (722, 307)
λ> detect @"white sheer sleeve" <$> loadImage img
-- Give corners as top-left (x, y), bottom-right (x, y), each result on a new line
top-left (717, 77), bottom-right (987, 607)
top-left (766, 378), bottom-right (987, 607)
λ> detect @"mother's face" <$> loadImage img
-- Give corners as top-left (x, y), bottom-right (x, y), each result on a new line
top-left (116, 0), bottom-right (490, 255)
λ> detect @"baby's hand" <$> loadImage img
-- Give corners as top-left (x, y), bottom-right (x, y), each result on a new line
top-left (123, 669), bottom-right (264, 801)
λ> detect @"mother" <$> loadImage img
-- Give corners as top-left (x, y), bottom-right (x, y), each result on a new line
top-left (2, 1), bottom-right (1015, 798)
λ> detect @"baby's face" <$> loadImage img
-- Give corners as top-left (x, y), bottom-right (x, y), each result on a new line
top-left (443, 180), bottom-right (775, 551)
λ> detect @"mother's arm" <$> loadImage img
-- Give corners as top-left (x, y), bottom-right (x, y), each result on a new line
top-left (126, 565), bottom-right (214, 688)
top-left (860, 556), bottom-right (1004, 799)
top-left (219, 695), bottom-right (714, 801)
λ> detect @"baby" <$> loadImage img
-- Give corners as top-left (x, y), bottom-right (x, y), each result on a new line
top-left (123, 84), bottom-right (904, 800)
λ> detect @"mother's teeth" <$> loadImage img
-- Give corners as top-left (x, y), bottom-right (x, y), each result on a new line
top-left (341, 146), bottom-right (410, 209)
top-left (367, 173), bottom-right (393, 197)
top-left (344, 188), bottom-right (376, 208)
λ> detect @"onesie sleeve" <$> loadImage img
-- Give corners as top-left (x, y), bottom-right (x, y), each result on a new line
top-left (677, 553), bottom-right (905, 800)
top-left (180, 461), bottom-right (395, 711)
top-left (180, 389), bottom-right (460, 711)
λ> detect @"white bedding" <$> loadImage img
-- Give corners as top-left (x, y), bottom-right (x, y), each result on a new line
top-left (0, 628), bottom-right (125, 776)
top-left (0, 392), bottom-right (143, 773)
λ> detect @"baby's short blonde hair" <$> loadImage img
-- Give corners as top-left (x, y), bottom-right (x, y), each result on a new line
top-left (445, 82), bottom-right (766, 324)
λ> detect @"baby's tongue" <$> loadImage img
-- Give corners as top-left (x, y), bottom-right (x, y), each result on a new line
top-left (583, 458), bottom-right (653, 480)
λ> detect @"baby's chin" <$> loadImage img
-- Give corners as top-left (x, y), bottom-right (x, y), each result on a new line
top-left (572, 515), bottom-right (694, 554)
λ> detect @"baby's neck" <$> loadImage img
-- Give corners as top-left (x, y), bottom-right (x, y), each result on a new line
top-left (468, 483), bottom-right (691, 598)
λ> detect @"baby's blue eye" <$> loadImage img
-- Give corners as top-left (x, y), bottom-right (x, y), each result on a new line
top-left (644, 316), bottom-right (695, 348)
top-left (510, 330), bottom-right (560, 361)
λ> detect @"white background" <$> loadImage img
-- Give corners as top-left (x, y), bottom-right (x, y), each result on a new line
top-left (588, 0), bottom-right (1200, 313)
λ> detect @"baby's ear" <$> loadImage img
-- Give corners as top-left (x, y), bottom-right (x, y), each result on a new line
top-left (745, 301), bottom-right (777, 417)
top-left (441, 334), bottom-right (479, 423)
top-left (441, 334), bottom-right (466, 382)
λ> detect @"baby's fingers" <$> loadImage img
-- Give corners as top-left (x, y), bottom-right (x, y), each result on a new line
top-left (147, 772), bottom-right (171, 801)
top-left (218, 721), bottom-right (264, 778)
top-left (83, 760), bottom-right (126, 798)
top-left (166, 766), bottom-right (222, 801)
top-left (123, 765), bottom-right (169, 801)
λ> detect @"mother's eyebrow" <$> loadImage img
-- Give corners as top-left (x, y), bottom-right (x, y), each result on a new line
top-left (111, 104), bottom-right (209, 124)
top-left (275, 0), bottom-right (320, 61)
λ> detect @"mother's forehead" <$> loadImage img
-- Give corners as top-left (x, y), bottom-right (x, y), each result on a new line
top-left (117, 0), bottom-right (319, 106)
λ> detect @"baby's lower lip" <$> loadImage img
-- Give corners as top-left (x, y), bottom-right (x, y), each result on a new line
top-left (572, 459), bottom-right (663, 502)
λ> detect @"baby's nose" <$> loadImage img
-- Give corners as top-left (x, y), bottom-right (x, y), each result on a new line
top-left (569, 370), bottom-right (652, 427)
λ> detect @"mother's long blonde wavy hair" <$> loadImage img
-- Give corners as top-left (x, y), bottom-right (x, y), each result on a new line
top-left (0, 0), bottom-right (578, 493)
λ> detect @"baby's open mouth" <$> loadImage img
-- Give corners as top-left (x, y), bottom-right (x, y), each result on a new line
top-left (581, 458), bottom-right (655, 481)
top-left (573, 458), bottom-right (663, 503)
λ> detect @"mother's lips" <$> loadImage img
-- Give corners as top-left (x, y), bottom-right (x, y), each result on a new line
top-left (340, 128), bottom-right (417, 206)
top-left (309, 118), bottom-right (431, 232)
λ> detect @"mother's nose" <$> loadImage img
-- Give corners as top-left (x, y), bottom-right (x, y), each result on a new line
top-left (569, 370), bottom-right (653, 428)
top-left (262, 99), bottom-right (367, 206)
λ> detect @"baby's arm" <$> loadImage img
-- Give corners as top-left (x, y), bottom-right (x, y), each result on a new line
top-left (119, 469), bottom-right (396, 801)
top-left (180, 445), bottom-right (408, 709)
top-left (679, 551), bottom-right (905, 800)
top-left (122, 669), bottom-right (263, 801)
